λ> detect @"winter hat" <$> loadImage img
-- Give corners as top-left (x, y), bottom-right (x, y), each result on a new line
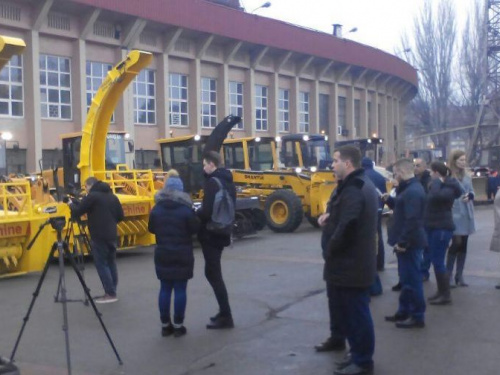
top-left (164, 169), bottom-right (184, 192)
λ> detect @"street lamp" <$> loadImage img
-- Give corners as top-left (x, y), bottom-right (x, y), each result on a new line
top-left (251, 1), bottom-right (271, 13)
top-left (1, 131), bottom-right (12, 141)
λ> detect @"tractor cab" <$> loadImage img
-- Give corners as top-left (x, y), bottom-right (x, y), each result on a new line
top-left (157, 135), bottom-right (206, 195)
top-left (61, 131), bottom-right (134, 190)
top-left (223, 136), bottom-right (277, 171)
top-left (279, 134), bottom-right (332, 171)
top-left (335, 137), bottom-right (384, 164)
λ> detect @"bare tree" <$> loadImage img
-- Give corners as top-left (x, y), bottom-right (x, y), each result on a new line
top-left (401, 0), bottom-right (457, 152)
top-left (458, 0), bottom-right (486, 125)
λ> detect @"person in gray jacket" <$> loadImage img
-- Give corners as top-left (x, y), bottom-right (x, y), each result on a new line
top-left (446, 150), bottom-right (476, 287)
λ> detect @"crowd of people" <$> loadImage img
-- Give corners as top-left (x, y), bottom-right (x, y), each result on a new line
top-left (66, 144), bottom-right (500, 375)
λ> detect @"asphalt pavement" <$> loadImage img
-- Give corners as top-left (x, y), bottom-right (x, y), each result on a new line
top-left (0, 205), bottom-right (499, 375)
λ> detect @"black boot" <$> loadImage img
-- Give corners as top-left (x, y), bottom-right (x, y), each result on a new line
top-left (206, 314), bottom-right (234, 329)
top-left (430, 273), bottom-right (452, 305)
top-left (391, 282), bottom-right (402, 292)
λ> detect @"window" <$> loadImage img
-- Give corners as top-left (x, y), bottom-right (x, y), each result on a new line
top-left (337, 96), bottom-right (346, 135)
top-left (201, 77), bottom-right (217, 128)
top-left (0, 55), bottom-right (23, 117)
top-left (86, 61), bottom-right (113, 122)
top-left (39, 54), bottom-right (71, 120)
top-left (255, 85), bottom-right (268, 131)
top-left (354, 99), bottom-right (361, 138)
top-left (228, 81), bottom-right (243, 129)
top-left (169, 73), bottom-right (188, 126)
top-left (319, 94), bottom-right (329, 135)
top-left (278, 89), bottom-right (289, 133)
top-left (299, 91), bottom-right (309, 133)
top-left (133, 69), bottom-right (156, 125)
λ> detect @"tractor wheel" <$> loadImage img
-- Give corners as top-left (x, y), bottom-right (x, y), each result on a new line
top-left (264, 189), bottom-right (304, 233)
top-left (305, 213), bottom-right (320, 228)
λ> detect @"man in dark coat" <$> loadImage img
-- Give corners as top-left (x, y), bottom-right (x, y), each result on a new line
top-left (317, 145), bottom-right (378, 375)
top-left (362, 157), bottom-right (386, 271)
top-left (70, 177), bottom-right (124, 303)
top-left (414, 158), bottom-right (431, 194)
top-left (148, 171), bottom-right (199, 337)
top-left (197, 151), bottom-right (237, 329)
top-left (383, 159), bottom-right (427, 328)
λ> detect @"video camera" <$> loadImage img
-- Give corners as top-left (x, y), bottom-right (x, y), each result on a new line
top-left (49, 216), bottom-right (66, 231)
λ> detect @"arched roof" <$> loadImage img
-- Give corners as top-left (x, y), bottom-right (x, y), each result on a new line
top-left (70, 0), bottom-right (418, 90)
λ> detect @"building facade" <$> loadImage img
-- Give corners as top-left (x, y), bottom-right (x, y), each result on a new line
top-left (0, 0), bottom-right (417, 173)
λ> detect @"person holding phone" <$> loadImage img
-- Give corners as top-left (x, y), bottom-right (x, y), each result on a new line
top-left (446, 150), bottom-right (476, 287)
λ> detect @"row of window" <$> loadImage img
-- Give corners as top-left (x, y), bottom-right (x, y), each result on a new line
top-left (0, 55), bottom-right (375, 134)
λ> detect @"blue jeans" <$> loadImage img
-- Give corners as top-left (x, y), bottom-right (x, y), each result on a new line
top-left (91, 239), bottom-right (118, 296)
top-left (330, 286), bottom-right (374, 368)
top-left (427, 229), bottom-right (453, 274)
top-left (397, 249), bottom-right (426, 322)
top-left (420, 246), bottom-right (431, 279)
top-left (159, 280), bottom-right (188, 325)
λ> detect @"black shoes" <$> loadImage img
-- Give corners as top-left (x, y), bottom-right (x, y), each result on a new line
top-left (384, 313), bottom-right (408, 322)
top-left (395, 317), bottom-right (425, 329)
top-left (314, 337), bottom-right (346, 352)
top-left (173, 326), bottom-right (187, 337)
top-left (334, 363), bottom-right (373, 375)
top-left (391, 282), bottom-right (402, 292)
top-left (206, 315), bottom-right (234, 329)
top-left (161, 324), bottom-right (174, 337)
top-left (210, 312), bottom-right (222, 322)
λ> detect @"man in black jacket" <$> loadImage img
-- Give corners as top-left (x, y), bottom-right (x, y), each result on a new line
top-left (383, 159), bottom-right (427, 328)
top-left (318, 146), bottom-right (378, 375)
top-left (70, 177), bottom-right (124, 304)
top-left (197, 151), bottom-right (236, 329)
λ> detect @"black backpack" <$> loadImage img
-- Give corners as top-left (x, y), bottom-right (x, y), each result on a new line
top-left (206, 177), bottom-right (235, 236)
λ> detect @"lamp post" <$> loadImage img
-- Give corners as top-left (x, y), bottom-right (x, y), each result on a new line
top-left (0, 131), bottom-right (13, 175)
top-left (250, 1), bottom-right (271, 13)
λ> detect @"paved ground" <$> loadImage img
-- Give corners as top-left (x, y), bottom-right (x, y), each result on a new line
top-left (0, 205), bottom-right (499, 375)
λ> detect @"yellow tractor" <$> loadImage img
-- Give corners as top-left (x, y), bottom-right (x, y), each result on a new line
top-left (219, 135), bottom-right (335, 232)
top-left (157, 116), bottom-right (266, 238)
top-left (1, 47), bottom-right (156, 278)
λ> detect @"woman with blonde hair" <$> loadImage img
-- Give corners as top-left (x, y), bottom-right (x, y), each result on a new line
top-left (446, 150), bottom-right (476, 287)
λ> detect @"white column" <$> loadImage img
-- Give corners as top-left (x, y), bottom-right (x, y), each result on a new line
top-left (25, 30), bottom-right (42, 172)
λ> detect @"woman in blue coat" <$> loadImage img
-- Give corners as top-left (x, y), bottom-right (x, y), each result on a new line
top-left (148, 171), bottom-right (200, 337)
top-left (446, 150), bottom-right (476, 287)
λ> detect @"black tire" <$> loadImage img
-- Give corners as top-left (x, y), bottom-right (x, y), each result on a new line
top-left (305, 213), bottom-right (320, 228)
top-left (264, 189), bottom-right (303, 233)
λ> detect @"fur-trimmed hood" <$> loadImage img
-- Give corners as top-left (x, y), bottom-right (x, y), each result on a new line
top-left (155, 189), bottom-right (192, 207)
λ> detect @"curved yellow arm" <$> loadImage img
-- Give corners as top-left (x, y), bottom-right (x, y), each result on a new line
top-left (79, 50), bottom-right (153, 185)
top-left (0, 36), bottom-right (26, 71)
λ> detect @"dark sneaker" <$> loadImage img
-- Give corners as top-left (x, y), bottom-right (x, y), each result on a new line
top-left (161, 325), bottom-right (174, 337)
top-left (334, 362), bottom-right (373, 375)
top-left (95, 294), bottom-right (118, 304)
top-left (314, 337), bottom-right (346, 352)
top-left (395, 317), bottom-right (425, 329)
top-left (391, 282), bottom-right (402, 292)
top-left (173, 326), bottom-right (187, 337)
top-left (384, 313), bottom-right (408, 322)
top-left (206, 315), bottom-right (234, 329)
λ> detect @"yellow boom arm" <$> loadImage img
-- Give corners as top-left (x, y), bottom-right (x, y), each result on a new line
top-left (0, 36), bottom-right (25, 71)
top-left (79, 50), bottom-right (153, 185)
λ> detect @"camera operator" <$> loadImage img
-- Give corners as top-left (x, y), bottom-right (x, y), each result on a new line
top-left (69, 177), bottom-right (124, 304)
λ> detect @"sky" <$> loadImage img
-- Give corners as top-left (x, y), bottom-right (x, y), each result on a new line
top-left (239, 0), bottom-right (477, 55)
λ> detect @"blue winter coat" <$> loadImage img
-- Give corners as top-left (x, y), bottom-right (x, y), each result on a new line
top-left (452, 175), bottom-right (476, 236)
top-left (386, 177), bottom-right (427, 250)
top-left (148, 190), bottom-right (200, 281)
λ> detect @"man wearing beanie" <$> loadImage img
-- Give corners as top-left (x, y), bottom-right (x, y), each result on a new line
top-left (148, 170), bottom-right (199, 338)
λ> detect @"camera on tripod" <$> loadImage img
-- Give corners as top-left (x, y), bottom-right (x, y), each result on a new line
top-left (49, 217), bottom-right (66, 231)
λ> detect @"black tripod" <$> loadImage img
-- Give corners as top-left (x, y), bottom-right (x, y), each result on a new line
top-left (54, 216), bottom-right (92, 305)
top-left (10, 217), bottom-right (123, 375)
